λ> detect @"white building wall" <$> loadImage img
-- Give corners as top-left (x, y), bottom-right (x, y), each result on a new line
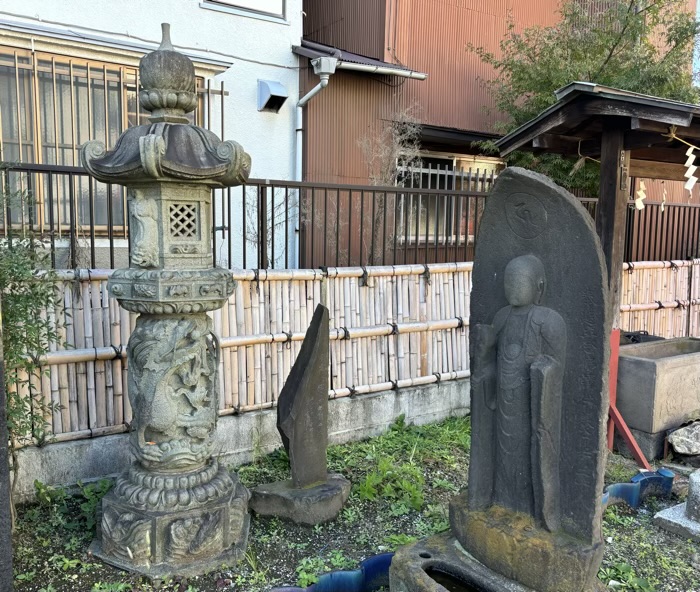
top-left (0, 0), bottom-right (302, 268)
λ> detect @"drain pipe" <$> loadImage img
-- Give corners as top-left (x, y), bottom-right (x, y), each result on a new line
top-left (295, 57), bottom-right (337, 181)
top-left (294, 57), bottom-right (337, 267)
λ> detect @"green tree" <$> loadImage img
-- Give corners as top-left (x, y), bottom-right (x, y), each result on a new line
top-left (471, 0), bottom-right (700, 195)
top-left (0, 165), bottom-right (60, 528)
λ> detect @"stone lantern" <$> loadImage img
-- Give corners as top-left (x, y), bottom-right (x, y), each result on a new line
top-left (81, 24), bottom-right (251, 578)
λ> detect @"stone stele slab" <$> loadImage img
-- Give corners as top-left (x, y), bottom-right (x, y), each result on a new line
top-left (389, 167), bottom-right (610, 592)
top-left (459, 167), bottom-right (610, 592)
top-left (278, 303), bottom-right (330, 488)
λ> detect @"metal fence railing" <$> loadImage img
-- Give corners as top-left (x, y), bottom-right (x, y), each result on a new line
top-left (3, 162), bottom-right (700, 269)
top-left (1, 163), bottom-right (491, 269)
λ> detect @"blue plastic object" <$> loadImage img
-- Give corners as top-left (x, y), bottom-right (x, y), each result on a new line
top-left (602, 468), bottom-right (675, 508)
top-left (271, 552), bottom-right (394, 592)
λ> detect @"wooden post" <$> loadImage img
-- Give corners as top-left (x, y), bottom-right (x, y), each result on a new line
top-left (597, 123), bottom-right (650, 469)
top-left (596, 121), bottom-right (630, 329)
top-left (0, 295), bottom-right (14, 592)
top-left (607, 328), bottom-right (620, 450)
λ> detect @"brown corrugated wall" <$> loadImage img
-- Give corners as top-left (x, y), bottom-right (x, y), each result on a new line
top-left (302, 0), bottom-right (562, 184)
top-left (303, 0), bottom-right (386, 59)
top-left (391, 0), bottom-right (561, 134)
top-left (302, 68), bottom-right (410, 184)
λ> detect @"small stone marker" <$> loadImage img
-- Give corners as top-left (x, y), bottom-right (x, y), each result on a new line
top-left (250, 304), bottom-right (350, 524)
top-left (655, 469), bottom-right (700, 541)
top-left (390, 168), bottom-right (610, 592)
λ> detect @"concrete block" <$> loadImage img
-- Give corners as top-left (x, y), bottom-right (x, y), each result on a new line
top-left (617, 338), bottom-right (700, 433)
top-left (614, 427), bottom-right (666, 460)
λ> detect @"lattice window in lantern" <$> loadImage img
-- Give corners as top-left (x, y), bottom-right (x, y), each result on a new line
top-left (169, 203), bottom-right (198, 238)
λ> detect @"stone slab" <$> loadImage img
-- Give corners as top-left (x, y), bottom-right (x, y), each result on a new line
top-left (468, 167), bottom-right (609, 550)
top-left (249, 473), bottom-right (350, 525)
top-left (14, 378), bottom-right (469, 503)
top-left (617, 338), bottom-right (700, 434)
top-left (654, 502), bottom-right (700, 542)
top-left (390, 532), bottom-right (606, 592)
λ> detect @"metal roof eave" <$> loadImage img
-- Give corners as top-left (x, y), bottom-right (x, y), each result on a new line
top-left (292, 41), bottom-right (427, 81)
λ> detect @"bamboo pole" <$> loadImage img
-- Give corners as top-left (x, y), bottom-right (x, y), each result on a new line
top-left (235, 280), bottom-right (247, 409)
top-left (270, 278), bottom-right (280, 403)
top-left (47, 296), bottom-right (62, 434)
top-left (56, 286), bottom-right (71, 432)
top-left (227, 296), bottom-right (238, 408)
top-left (81, 281), bottom-right (98, 428)
top-left (101, 281), bottom-right (114, 426)
top-left (263, 280), bottom-right (273, 405)
top-left (213, 306), bottom-right (225, 410)
top-left (76, 280), bottom-right (91, 430)
top-left (243, 282), bottom-right (254, 407)
top-left (419, 271), bottom-right (429, 376)
top-left (91, 279), bottom-right (107, 427)
top-left (120, 307), bottom-right (132, 424)
top-left (62, 286), bottom-right (79, 431)
top-left (109, 292), bottom-right (124, 426)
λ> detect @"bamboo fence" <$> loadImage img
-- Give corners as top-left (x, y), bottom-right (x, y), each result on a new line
top-left (14, 259), bottom-right (700, 443)
top-left (29, 263), bottom-right (471, 442)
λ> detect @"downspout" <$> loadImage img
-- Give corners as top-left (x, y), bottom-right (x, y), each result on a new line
top-left (294, 56), bottom-right (337, 267)
top-left (295, 74), bottom-right (330, 181)
top-left (295, 56), bottom-right (337, 181)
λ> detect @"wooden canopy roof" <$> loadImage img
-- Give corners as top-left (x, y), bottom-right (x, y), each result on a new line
top-left (496, 82), bottom-right (700, 182)
top-left (494, 82), bottom-right (700, 331)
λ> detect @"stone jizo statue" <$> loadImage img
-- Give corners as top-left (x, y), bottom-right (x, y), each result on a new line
top-left (390, 169), bottom-right (610, 592)
top-left (470, 254), bottom-right (566, 532)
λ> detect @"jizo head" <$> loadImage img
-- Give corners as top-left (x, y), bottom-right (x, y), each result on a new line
top-left (503, 255), bottom-right (546, 307)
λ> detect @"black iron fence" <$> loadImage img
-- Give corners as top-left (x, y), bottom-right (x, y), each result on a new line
top-left (3, 163), bottom-right (700, 269)
top-left (1, 163), bottom-right (491, 269)
top-left (294, 180), bottom-right (490, 268)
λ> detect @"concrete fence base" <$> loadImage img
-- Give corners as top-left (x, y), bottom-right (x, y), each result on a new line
top-left (13, 379), bottom-right (470, 503)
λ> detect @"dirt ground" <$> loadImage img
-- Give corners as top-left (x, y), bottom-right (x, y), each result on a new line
top-left (11, 416), bottom-right (700, 592)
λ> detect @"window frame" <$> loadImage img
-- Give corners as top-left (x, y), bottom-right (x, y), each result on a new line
top-left (200, 0), bottom-right (286, 21)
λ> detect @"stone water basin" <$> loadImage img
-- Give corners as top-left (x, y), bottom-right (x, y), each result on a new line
top-left (617, 337), bottom-right (700, 435)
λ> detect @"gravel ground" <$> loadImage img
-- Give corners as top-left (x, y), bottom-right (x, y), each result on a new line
top-left (11, 416), bottom-right (700, 592)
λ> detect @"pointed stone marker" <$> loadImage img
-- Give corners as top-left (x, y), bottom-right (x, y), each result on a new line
top-left (250, 304), bottom-right (350, 524)
top-left (278, 304), bottom-right (330, 489)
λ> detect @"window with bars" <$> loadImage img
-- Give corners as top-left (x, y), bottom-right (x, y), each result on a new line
top-left (0, 45), bottom-right (207, 235)
top-left (395, 156), bottom-right (499, 245)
